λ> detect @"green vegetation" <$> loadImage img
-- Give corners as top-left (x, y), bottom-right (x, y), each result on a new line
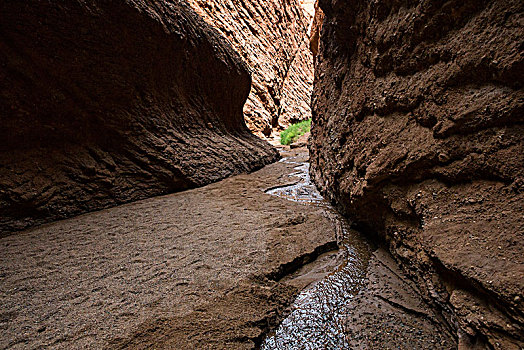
top-left (280, 119), bottom-right (311, 145)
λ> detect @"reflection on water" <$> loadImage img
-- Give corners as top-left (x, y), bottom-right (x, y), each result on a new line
top-left (263, 157), bottom-right (371, 349)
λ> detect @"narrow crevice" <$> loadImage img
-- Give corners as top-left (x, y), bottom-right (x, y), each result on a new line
top-left (266, 240), bottom-right (339, 281)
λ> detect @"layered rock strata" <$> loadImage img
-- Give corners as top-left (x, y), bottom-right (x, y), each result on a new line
top-left (0, 0), bottom-right (278, 236)
top-left (187, 0), bottom-right (314, 137)
top-left (310, 0), bottom-right (523, 348)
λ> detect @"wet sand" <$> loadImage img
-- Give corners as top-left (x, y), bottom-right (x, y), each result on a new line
top-left (262, 152), bottom-right (456, 349)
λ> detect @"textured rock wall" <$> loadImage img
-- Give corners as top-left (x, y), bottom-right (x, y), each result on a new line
top-left (187, 0), bottom-right (314, 137)
top-left (310, 0), bottom-right (523, 348)
top-left (0, 0), bottom-right (278, 236)
top-left (309, 0), bottom-right (325, 58)
top-left (299, 0), bottom-right (316, 18)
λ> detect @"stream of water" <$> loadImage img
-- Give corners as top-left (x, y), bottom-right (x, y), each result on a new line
top-left (262, 155), bottom-right (372, 349)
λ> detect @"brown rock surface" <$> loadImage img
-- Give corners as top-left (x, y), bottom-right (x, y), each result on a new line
top-left (0, 148), bottom-right (336, 349)
top-left (290, 131), bottom-right (311, 149)
top-left (186, 0), bottom-right (314, 137)
top-left (0, 0), bottom-right (278, 236)
top-left (343, 248), bottom-right (455, 349)
top-left (310, 0), bottom-right (524, 348)
top-left (309, 0), bottom-right (325, 58)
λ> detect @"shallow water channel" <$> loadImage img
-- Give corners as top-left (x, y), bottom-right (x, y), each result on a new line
top-left (262, 155), bottom-right (372, 349)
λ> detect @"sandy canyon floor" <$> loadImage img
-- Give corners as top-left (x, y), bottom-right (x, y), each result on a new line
top-left (1, 147), bottom-right (455, 349)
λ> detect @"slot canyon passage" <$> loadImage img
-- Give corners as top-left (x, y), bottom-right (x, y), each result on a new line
top-left (0, 0), bottom-right (522, 349)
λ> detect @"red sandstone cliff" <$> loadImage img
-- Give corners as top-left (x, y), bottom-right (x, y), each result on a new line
top-left (0, 0), bottom-right (278, 236)
top-left (186, 0), bottom-right (314, 137)
top-left (310, 0), bottom-right (523, 348)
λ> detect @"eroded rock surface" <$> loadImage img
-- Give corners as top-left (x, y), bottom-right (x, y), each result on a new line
top-left (310, 0), bottom-right (523, 348)
top-left (0, 0), bottom-right (278, 236)
top-left (186, 0), bottom-right (314, 137)
top-left (309, 0), bottom-right (325, 58)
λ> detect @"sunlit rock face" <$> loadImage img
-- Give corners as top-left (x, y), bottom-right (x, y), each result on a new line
top-left (310, 0), bottom-right (524, 348)
top-left (299, 0), bottom-right (316, 18)
top-left (187, 0), bottom-right (315, 137)
top-left (0, 0), bottom-right (278, 235)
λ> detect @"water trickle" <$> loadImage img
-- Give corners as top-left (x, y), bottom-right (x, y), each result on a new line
top-left (263, 155), bottom-right (372, 349)
top-left (266, 158), bottom-right (324, 205)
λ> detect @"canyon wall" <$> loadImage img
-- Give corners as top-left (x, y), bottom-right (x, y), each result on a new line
top-left (0, 0), bottom-right (278, 236)
top-left (186, 0), bottom-right (314, 137)
top-left (309, 0), bottom-right (324, 58)
top-left (310, 0), bottom-right (523, 348)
